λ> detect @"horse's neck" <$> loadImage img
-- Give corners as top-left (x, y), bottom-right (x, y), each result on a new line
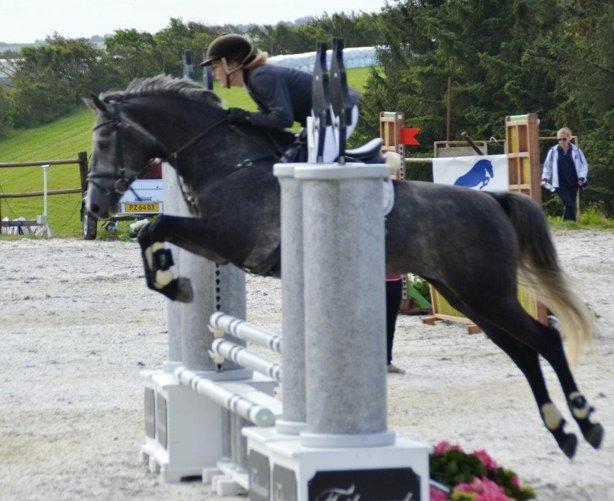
top-left (126, 97), bottom-right (290, 188)
top-left (127, 98), bottom-right (237, 182)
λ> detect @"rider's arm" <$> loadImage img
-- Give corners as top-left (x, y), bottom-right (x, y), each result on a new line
top-left (542, 147), bottom-right (554, 181)
top-left (575, 147), bottom-right (589, 180)
top-left (245, 70), bottom-right (295, 129)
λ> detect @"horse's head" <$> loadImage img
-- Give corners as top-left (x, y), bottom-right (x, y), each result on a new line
top-left (84, 75), bottom-right (293, 218)
top-left (84, 75), bottom-right (225, 219)
top-left (475, 159), bottom-right (494, 179)
top-left (83, 93), bottom-right (168, 219)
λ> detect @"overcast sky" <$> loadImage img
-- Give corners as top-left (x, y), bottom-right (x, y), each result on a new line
top-left (1, 0), bottom-right (390, 43)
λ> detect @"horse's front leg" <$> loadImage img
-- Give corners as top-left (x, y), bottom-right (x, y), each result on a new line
top-left (137, 213), bottom-right (237, 302)
top-left (136, 215), bottom-right (194, 302)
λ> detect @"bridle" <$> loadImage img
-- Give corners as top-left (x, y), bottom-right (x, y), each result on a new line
top-left (87, 100), bottom-right (227, 201)
top-left (87, 97), bottom-right (284, 213)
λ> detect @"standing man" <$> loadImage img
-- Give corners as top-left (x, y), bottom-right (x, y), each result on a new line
top-left (542, 127), bottom-right (589, 221)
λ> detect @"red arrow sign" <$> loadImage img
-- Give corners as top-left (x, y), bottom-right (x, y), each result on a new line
top-left (400, 127), bottom-right (420, 146)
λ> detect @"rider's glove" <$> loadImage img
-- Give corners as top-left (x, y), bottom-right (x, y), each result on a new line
top-left (226, 108), bottom-right (251, 124)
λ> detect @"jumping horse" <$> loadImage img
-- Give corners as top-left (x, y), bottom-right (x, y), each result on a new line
top-left (84, 75), bottom-right (603, 458)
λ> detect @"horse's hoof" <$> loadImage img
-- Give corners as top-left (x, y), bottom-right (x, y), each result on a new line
top-left (174, 277), bottom-right (193, 303)
top-left (583, 423), bottom-right (604, 449)
top-left (560, 433), bottom-right (578, 459)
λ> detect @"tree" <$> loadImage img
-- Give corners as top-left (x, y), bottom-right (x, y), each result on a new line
top-left (553, 0), bottom-right (614, 213)
top-left (153, 18), bottom-right (220, 78)
top-left (105, 29), bottom-right (160, 83)
top-left (9, 35), bottom-right (113, 127)
top-left (357, 1), bottom-right (564, 146)
top-left (0, 86), bottom-right (12, 137)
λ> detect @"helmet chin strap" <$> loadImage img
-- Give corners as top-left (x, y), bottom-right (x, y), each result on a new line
top-left (221, 57), bottom-right (244, 89)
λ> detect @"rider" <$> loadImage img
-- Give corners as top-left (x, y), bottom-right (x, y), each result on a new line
top-left (202, 34), bottom-right (402, 373)
top-left (200, 33), bottom-right (361, 162)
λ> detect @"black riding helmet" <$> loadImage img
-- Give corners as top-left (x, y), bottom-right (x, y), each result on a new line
top-left (200, 34), bottom-right (256, 67)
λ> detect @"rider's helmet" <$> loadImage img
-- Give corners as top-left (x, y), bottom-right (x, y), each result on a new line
top-left (200, 34), bottom-right (256, 68)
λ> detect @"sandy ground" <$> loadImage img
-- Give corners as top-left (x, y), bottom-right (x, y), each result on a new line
top-left (0, 229), bottom-right (612, 500)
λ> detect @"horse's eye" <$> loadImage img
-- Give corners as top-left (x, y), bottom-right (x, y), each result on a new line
top-left (98, 141), bottom-right (111, 150)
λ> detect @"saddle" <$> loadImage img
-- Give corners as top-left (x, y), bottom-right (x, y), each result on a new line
top-left (282, 133), bottom-right (384, 164)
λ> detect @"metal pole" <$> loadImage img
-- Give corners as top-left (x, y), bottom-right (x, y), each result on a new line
top-left (182, 49), bottom-right (195, 80)
top-left (209, 312), bottom-right (281, 353)
top-left (211, 339), bottom-right (282, 383)
top-left (42, 164), bottom-right (53, 237)
top-left (203, 48), bottom-right (214, 91)
top-left (42, 164), bottom-right (49, 221)
top-left (404, 158), bottom-right (434, 164)
top-left (174, 367), bottom-right (276, 427)
top-left (446, 76), bottom-right (452, 142)
top-left (460, 131), bottom-right (484, 155)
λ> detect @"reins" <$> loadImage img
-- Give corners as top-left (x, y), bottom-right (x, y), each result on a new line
top-left (88, 100), bottom-right (227, 208)
top-left (88, 99), bottom-right (288, 214)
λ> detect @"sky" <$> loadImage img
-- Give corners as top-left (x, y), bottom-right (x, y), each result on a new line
top-left (0, 0), bottom-right (390, 44)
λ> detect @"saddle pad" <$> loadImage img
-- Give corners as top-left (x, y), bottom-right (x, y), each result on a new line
top-left (383, 178), bottom-right (395, 216)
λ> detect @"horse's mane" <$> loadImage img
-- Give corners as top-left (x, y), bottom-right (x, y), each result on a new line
top-left (100, 74), bottom-right (222, 108)
top-left (100, 74), bottom-right (295, 149)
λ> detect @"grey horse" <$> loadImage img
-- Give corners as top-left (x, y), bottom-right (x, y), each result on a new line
top-left (84, 75), bottom-right (603, 459)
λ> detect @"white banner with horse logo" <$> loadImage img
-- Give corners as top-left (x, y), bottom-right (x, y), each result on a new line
top-left (432, 154), bottom-right (509, 191)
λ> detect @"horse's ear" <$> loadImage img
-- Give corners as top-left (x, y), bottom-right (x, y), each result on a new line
top-left (82, 94), bottom-right (108, 114)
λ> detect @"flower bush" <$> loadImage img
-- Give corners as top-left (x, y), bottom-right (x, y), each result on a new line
top-left (430, 441), bottom-right (535, 500)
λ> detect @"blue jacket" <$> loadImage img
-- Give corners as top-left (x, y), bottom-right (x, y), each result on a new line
top-left (542, 143), bottom-right (588, 188)
top-left (244, 64), bottom-right (360, 129)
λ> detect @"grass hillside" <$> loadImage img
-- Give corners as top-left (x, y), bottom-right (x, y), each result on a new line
top-left (0, 67), bottom-right (372, 238)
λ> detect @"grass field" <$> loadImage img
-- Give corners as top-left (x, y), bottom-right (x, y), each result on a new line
top-left (0, 67), bottom-right (373, 238)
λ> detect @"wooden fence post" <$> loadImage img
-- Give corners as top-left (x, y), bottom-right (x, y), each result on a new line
top-left (78, 151), bottom-right (88, 194)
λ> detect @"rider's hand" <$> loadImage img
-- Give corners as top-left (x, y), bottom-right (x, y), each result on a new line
top-left (578, 177), bottom-right (587, 187)
top-left (226, 108), bottom-right (251, 124)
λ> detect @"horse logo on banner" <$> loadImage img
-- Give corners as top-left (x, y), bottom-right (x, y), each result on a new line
top-left (454, 158), bottom-right (495, 190)
top-left (432, 154), bottom-right (508, 192)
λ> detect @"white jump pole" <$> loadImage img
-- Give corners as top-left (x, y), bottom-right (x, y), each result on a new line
top-left (41, 163), bottom-right (53, 237)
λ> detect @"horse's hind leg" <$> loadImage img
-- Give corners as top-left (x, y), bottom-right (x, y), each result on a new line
top-left (469, 293), bottom-right (603, 451)
top-left (429, 280), bottom-right (579, 457)
top-left (528, 318), bottom-right (604, 449)
top-left (480, 322), bottom-right (581, 457)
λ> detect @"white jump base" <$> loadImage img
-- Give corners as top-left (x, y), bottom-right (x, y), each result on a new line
top-left (139, 161), bottom-right (429, 499)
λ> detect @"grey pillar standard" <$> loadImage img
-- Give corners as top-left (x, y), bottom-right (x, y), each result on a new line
top-left (296, 164), bottom-right (394, 448)
top-left (166, 169), bottom-right (246, 371)
top-left (162, 163), bottom-right (182, 367)
top-left (274, 164), bottom-right (307, 435)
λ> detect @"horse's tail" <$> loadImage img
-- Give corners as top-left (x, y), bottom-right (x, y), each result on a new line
top-left (490, 192), bottom-right (594, 363)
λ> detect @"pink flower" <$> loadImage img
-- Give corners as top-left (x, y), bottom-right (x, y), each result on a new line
top-left (511, 475), bottom-right (521, 489)
top-left (473, 449), bottom-right (498, 471)
top-left (454, 482), bottom-right (475, 494)
top-left (453, 478), bottom-right (509, 501)
top-left (430, 485), bottom-right (448, 501)
top-left (434, 440), bottom-right (463, 455)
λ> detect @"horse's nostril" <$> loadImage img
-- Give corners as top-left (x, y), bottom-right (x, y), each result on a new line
top-left (90, 203), bottom-right (101, 215)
